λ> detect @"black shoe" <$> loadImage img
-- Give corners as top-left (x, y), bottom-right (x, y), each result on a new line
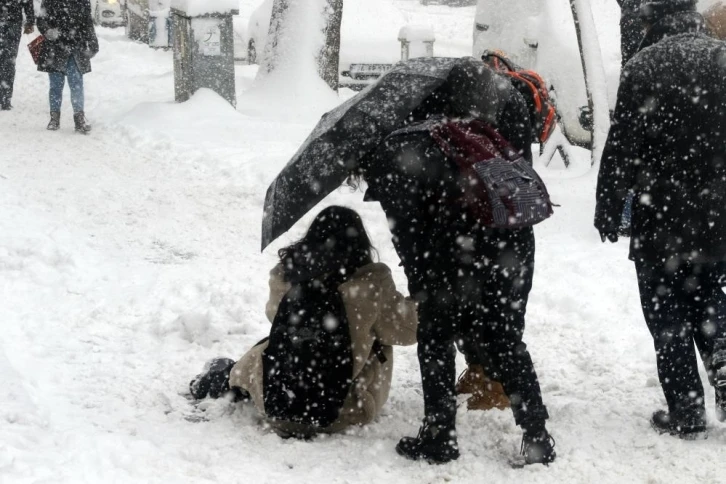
top-left (189, 357), bottom-right (236, 400)
top-left (74, 111), bottom-right (92, 134)
top-left (1, 103), bottom-right (12, 111)
top-left (396, 419), bottom-right (459, 464)
top-left (520, 429), bottom-right (556, 466)
top-left (47, 111), bottom-right (60, 130)
top-left (650, 410), bottom-right (707, 439)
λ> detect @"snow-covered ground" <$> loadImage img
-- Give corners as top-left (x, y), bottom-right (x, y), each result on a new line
top-left (2, 2), bottom-right (726, 483)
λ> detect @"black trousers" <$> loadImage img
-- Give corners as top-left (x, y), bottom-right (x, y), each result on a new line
top-left (411, 227), bottom-right (549, 428)
top-left (635, 258), bottom-right (726, 420)
top-left (365, 132), bottom-right (549, 429)
top-left (0, 19), bottom-right (22, 107)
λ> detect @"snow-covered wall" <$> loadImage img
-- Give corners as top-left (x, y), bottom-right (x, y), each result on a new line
top-left (171, 0), bottom-right (238, 15)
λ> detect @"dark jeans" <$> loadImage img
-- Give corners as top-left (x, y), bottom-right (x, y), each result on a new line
top-left (0, 20), bottom-right (22, 107)
top-left (620, 191), bottom-right (634, 232)
top-left (635, 259), bottom-right (726, 420)
top-left (49, 56), bottom-right (84, 113)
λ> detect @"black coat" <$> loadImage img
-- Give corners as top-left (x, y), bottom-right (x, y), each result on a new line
top-left (36, 0), bottom-right (98, 74)
top-left (0, 0), bottom-right (34, 24)
top-left (361, 76), bottom-right (535, 299)
top-left (595, 11), bottom-right (726, 264)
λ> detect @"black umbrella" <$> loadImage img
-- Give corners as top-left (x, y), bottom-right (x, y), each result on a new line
top-left (261, 56), bottom-right (510, 251)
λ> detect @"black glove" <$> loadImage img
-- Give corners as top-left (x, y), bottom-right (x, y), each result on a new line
top-left (600, 231), bottom-right (618, 243)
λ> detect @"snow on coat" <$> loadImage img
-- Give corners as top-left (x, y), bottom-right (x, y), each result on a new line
top-left (36, 0), bottom-right (98, 74)
top-left (228, 262), bottom-right (418, 433)
top-left (595, 11), bottom-right (726, 263)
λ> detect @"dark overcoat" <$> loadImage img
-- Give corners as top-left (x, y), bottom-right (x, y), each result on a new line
top-left (36, 0), bottom-right (98, 74)
top-left (0, 0), bottom-right (34, 23)
top-left (360, 72), bottom-right (535, 299)
top-left (595, 12), bottom-right (726, 264)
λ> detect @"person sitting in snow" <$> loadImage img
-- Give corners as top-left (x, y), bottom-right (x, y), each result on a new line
top-left (189, 206), bottom-right (418, 438)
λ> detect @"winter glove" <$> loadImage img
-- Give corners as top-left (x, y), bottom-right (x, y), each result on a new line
top-left (599, 231), bottom-right (619, 243)
top-left (86, 38), bottom-right (99, 58)
top-left (23, 23), bottom-right (34, 35)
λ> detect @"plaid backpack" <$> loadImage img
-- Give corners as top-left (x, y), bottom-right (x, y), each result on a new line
top-left (428, 118), bottom-right (554, 228)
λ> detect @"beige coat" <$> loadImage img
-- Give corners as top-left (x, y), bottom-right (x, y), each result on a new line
top-left (705, 2), bottom-right (726, 40)
top-left (229, 262), bottom-right (418, 433)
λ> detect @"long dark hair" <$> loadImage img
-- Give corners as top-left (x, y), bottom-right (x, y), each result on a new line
top-left (278, 206), bottom-right (375, 283)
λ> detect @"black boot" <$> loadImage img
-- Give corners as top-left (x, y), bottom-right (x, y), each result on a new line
top-left (73, 111), bottom-right (91, 134)
top-left (1, 103), bottom-right (12, 111)
top-left (47, 111), bottom-right (60, 131)
top-left (189, 357), bottom-right (236, 400)
top-left (396, 419), bottom-right (459, 464)
top-left (520, 427), bottom-right (556, 466)
top-left (650, 410), bottom-right (706, 439)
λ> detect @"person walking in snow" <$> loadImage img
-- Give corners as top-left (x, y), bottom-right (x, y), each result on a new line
top-left (595, 0), bottom-right (726, 439)
top-left (0, 0), bottom-right (34, 110)
top-left (357, 56), bottom-right (557, 466)
top-left (36, 0), bottom-right (98, 133)
top-left (189, 206), bottom-right (419, 438)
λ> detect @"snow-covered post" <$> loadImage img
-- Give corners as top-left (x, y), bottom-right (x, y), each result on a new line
top-left (148, 5), bottom-right (172, 48)
top-left (398, 25), bottom-right (435, 61)
top-left (170, 0), bottom-right (239, 106)
top-left (569, 0), bottom-right (610, 166)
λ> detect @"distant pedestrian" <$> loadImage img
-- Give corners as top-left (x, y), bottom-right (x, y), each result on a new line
top-left (0, 0), bottom-right (34, 110)
top-left (595, 0), bottom-right (726, 439)
top-left (37, 0), bottom-right (98, 133)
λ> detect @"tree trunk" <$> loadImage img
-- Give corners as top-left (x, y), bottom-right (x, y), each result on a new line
top-left (317, 0), bottom-right (343, 91)
top-left (258, 0), bottom-right (343, 93)
top-left (262, 0), bottom-right (290, 75)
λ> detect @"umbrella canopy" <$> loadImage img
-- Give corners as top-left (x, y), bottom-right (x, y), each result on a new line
top-left (261, 56), bottom-right (511, 251)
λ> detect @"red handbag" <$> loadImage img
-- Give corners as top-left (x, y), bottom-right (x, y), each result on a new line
top-left (28, 35), bottom-right (45, 65)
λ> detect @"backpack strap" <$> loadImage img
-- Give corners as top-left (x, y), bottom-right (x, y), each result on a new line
top-left (371, 339), bottom-right (387, 364)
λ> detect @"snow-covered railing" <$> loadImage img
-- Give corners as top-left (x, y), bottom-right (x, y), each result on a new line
top-left (398, 24), bottom-right (435, 61)
top-left (170, 0), bottom-right (239, 16)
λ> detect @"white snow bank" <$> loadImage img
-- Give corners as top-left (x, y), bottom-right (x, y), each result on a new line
top-left (170, 0), bottom-right (238, 15)
top-left (252, 0), bottom-right (341, 117)
top-left (341, 0), bottom-right (407, 65)
top-left (118, 88), bottom-right (240, 136)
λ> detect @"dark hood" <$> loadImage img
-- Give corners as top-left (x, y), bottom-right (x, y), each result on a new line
top-left (639, 11), bottom-right (706, 50)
